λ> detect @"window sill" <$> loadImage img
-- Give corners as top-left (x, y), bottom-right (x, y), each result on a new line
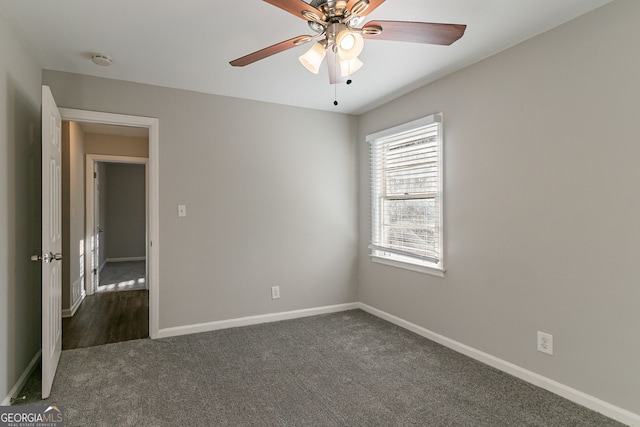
top-left (370, 254), bottom-right (445, 278)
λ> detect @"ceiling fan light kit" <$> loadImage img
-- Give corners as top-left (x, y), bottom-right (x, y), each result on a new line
top-left (299, 21), bottom-right (365, 76)
top-left (230, 0), bottom-right (466, 85)
top-left (299, 41), bottom-right (327, 73)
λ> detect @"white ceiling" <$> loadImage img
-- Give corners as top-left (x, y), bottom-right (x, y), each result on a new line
top-left (0, 0), bottom-right (612, 115)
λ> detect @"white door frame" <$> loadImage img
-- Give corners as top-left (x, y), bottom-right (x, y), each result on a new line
top-left (59, 108), bottom-right (160, 339)
top-left (85, 154), bottom-right (149, 295)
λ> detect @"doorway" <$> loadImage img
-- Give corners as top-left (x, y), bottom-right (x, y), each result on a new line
top-left (59, 108), bottom-right (159, 341)
top-left (86, 155), bottom-right (149, 296)
top-left (61, 122), bottom-right (151, 349)
top-left (94, 161), bottom-right (147, 294)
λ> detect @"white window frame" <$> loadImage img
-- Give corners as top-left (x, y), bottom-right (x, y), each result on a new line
top-left (367, 114), bottom-right (444, 277)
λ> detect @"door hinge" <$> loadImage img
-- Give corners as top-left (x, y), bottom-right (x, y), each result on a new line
top-left (93, 268), bottom-right (97, 275)
top-left (94, 172), bottom-right (97, 178)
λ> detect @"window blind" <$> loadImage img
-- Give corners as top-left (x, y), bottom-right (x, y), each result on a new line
top-left (369, 115), bottom-right (442, 266)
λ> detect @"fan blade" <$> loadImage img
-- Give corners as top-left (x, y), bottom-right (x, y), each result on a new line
top-left (230, 35), bottom-right (313, 67)
top-left (363, 21), bottom-right (466, 45)
top-left (263, 0), bottom-right (325, 21)
top-left (346, 0), bottom-right (385, 16)
top-left (327, 50), bottom-right (346, 84)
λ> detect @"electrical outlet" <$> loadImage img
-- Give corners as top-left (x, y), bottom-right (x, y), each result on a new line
top-left (537, 331), bottom-right (553, 355)
top-left (271, 286), bottom-right (280, 300)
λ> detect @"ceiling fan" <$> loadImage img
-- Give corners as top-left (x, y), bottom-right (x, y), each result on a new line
top-left (229, 0), bottom-right (467, 84)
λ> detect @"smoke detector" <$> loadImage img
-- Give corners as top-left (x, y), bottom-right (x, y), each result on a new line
top-left (91, 54), bottom-right (112, 66)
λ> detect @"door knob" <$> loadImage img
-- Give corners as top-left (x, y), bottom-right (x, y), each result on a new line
top-left (30, 252), bottom-right (62, 263)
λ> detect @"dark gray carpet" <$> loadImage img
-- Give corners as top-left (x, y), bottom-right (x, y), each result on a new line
top-left (15, 310), bottom-right (623, 426)
top-left (97, 261), bottom-right (146, 292)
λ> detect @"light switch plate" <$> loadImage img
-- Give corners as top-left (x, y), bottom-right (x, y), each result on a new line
top-left (178, 205), bottom-right (187, 217)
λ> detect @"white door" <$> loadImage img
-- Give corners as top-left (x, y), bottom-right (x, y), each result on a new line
top-left (40, 85), bottom-right (63, 399)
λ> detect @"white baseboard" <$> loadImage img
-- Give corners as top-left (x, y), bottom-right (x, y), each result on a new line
top-left (62, 290), bottom-right (85, 318)
top-left (358, 303), bottom-right (640, 427)
top-left (106, 257), bottom-right (145, 263)
top-left (1, 350), bottom-right (41, 406)
top-left (156, 302), bottom-right (359, 339)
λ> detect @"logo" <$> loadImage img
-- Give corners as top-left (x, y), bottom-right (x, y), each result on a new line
top-left (0, 405), bottom-right (64, 427)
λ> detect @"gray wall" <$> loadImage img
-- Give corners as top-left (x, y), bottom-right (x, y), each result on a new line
top-left (357, 0), bottom-right (639, 415)
top-left (42, 71), bottom-right (360, 330)
top-left (0, 11), bottom-right (42, 403)
top-left (104, 163), bottom-right (146, 260)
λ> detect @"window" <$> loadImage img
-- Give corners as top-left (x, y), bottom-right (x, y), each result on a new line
top-left (368, 114), bottom-right (444, 276)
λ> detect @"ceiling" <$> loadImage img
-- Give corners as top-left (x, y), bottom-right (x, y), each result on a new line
top-left (0, 0), bottom-right (612, 115)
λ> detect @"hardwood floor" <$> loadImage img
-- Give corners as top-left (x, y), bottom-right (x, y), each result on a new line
top-left (63, 290), bottom-right (149, 350)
